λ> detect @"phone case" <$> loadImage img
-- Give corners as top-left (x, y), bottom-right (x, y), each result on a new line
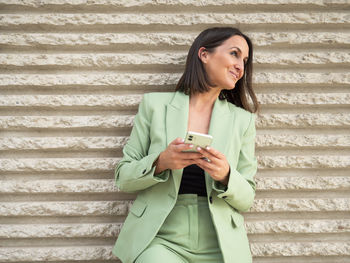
top-left (183, 131), bottom-right (213, 152)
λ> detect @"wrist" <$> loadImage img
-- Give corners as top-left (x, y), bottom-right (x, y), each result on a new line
top-left (154, 152), bottom-right (166, 174)
top-left (219, 176), bottom-right (229, 186)
top-left (219, 168), bottom-right (230, 185)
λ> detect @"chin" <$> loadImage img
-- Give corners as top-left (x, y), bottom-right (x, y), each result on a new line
top-left (224, 83), bottom-right (236, 90)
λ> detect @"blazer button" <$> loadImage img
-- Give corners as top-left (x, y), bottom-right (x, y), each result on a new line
top-left (142, 169), bottom-right (147, 174)
top-left (209, 196), bottom-right (213, 204)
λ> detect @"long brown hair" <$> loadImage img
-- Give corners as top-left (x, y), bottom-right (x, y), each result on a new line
top-left (175, 27), bottom-right (259, 113)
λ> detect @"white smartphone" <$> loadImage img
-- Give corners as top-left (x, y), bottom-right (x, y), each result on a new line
top-left (182, 131), bottom-right (213, 152)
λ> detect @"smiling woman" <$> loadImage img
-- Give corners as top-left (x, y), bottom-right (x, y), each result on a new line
top-left (199, 35), bottom-right (249, 91)
top-left (113, 27), bottom-right (259, 263)
top-left (176, 27), bottom-right (258, 113)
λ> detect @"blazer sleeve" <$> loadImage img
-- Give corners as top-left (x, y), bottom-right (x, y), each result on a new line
top-left (212, 112), bottom-right (257, 212)
top-left (114, 93), bottom-right (169, 193)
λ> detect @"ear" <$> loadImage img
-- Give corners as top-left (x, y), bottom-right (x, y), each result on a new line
top-left (198, 47), bottom-right (209, 63)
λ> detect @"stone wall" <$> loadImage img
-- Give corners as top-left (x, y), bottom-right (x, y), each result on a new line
top-left (0, 0), bottom-right (349, 262)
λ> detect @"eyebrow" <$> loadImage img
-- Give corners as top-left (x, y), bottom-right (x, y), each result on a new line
top-left (230, 46), bottom-right (249, 62)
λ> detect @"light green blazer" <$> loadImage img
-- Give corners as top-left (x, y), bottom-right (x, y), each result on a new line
top-left (113, 91), bottom-right (257, 263)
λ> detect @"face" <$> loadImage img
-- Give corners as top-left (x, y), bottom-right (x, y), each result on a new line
top-left (199, 35), bottom-right (249, 91)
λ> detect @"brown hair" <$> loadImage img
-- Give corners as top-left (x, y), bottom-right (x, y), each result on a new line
top-left (175, 27), bottom-right (259, 113)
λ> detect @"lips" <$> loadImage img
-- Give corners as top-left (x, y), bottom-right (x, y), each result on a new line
top-left (229, 71), bottom-right (239, 80)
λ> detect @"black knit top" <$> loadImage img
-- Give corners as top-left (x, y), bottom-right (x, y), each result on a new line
top-left (178, 164), bottom-right (207, 196)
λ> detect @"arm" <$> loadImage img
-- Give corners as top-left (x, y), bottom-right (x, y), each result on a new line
top-left (212, 113), bottom-right (257, 212)
top-left (115, 94), bottom-right (169, 193)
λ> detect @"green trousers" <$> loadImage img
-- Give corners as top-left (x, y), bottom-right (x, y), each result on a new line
top-left (135, 194), bottom-right (224, 263)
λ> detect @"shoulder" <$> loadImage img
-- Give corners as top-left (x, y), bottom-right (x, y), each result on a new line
top-left (227, 102), bottom-right (254, 118)
top-left (227, 102), bottom-right (256, 131)
top-left (142, 92), bottom-right (178, 110)
top-left (138, 92), bottom-right (176, 116)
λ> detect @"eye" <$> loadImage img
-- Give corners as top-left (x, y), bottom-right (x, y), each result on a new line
top-left (230, 51), bottom-right (238, 57)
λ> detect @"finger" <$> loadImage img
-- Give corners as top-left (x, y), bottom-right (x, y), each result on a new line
top-left (175, 143), bottom-right (195, 152)
top-left (170, 137), bottom-right (185, 145)
top-left (196, 157), bottom-right (215, 171)
top-left (201, 146), bottom-right (224, 159)
top-left (196, 147), bottom-right (219, 163)
top-left (179, 152), bottom-right (203, 160)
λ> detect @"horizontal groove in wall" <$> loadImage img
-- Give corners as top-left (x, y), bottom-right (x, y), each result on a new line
top-left (255, 190), bottom-right (350, 199)
top-left (1, 168), bottom-right (348, 182)
top-left (1, 2), bottom-right (349, 13)
top-left (0, 13), bottom-right (348, 30)
top-left (0, 130), bottom-right (348, 141)
top-left (248, 233), bottom-right (350, 242)
top-left (244, 211), bottom-right (350, 220)
top-left (0, 216), bottom-right (127, 225)
top-left (0, 32), bottom-right (348, 49)
top-left (0, 106), bottom-right (349, 116)
top-left (1, 66), bottom-right (350, 74)
top-left (1, 189), bottom-right (349, 202)
top-left (0, 155), bottom-right (349, 172)
top-left (256, 168), bottom-right (350, 177)
top-left (0, 192), bottom-right (135, 202)
top-left (1, 234), bottom-right (349, 247)
top-left (1, 23), bottom-right (350, 35)
top-left (1, 65), bottom-right (349, 73)
top-left (0, 149), bottom-right (349, 159)
top-left (1, 237), bottom-right (116, 247)
top-left (258, 149), bottom-right (350, 155)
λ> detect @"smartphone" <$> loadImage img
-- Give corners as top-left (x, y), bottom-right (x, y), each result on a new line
top-left (182, 131), bottom-right (213, 152)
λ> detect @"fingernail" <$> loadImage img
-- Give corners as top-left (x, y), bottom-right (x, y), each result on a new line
top-left (197, 147), bottom-right (201, 151)
top-left (206, 146), bottom-right (210, 150)
top-left (181, 138), bottom-right (184, 143)
top-left (189, 144), bottom-right (193, 148)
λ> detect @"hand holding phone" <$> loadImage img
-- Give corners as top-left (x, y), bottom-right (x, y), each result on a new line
top-left (182, 131), bottom-right (213, 153)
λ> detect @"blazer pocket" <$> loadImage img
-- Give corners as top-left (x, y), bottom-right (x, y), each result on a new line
top-left (231, 212), bottom-right (244, 228)
top-left (130, 199), bottom-right (147, 217)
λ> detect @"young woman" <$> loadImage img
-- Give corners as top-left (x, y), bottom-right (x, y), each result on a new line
top-left (113, 27), bottom-right (259, 263)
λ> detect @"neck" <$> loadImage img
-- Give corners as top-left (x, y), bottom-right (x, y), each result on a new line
top-left (189, 89), bottom-right (220, 112)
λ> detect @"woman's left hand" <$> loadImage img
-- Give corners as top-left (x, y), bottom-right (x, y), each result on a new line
top-left (194, 146), bottom-right (230, 185)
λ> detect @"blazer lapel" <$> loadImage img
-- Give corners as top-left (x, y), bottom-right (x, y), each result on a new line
top-left (165, 91), bottom-right (189, 192)
top-left (205, 97), bottom-right (234, 196)
top-left (165, 91), bottom-right (234, 196)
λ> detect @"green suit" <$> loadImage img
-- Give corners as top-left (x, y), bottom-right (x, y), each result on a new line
top-left (113, 91), bottom-right (257, 263)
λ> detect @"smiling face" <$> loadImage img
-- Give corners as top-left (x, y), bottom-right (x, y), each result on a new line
top-left (199, 35), bottom-right (249, 91)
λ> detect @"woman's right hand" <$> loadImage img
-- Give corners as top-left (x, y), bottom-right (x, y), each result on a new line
top-left (154, 137), bottom-right (203, 174)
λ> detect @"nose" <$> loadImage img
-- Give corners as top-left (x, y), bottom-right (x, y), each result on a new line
top-left (234, 60), bottom-right (244, 75)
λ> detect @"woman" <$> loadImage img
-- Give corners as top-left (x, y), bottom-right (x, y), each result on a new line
top-left (113, 27), bottom-right (259, 263)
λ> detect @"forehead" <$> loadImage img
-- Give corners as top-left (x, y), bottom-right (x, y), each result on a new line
top-left (220, 35), bottom-right (249, 56)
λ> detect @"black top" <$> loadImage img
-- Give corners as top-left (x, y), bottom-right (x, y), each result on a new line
top-left (178, 164), bottom-right (207, 196)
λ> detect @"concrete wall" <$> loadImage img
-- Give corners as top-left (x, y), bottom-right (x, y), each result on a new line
top-left (0, 0), bottom-right (349, 262)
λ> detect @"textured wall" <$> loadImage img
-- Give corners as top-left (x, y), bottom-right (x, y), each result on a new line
top-left (0, 0), bottom-right (349, 262)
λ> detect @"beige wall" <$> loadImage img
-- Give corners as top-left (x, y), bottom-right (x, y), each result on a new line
top-left (0, 0), bottom-right (349, 262)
